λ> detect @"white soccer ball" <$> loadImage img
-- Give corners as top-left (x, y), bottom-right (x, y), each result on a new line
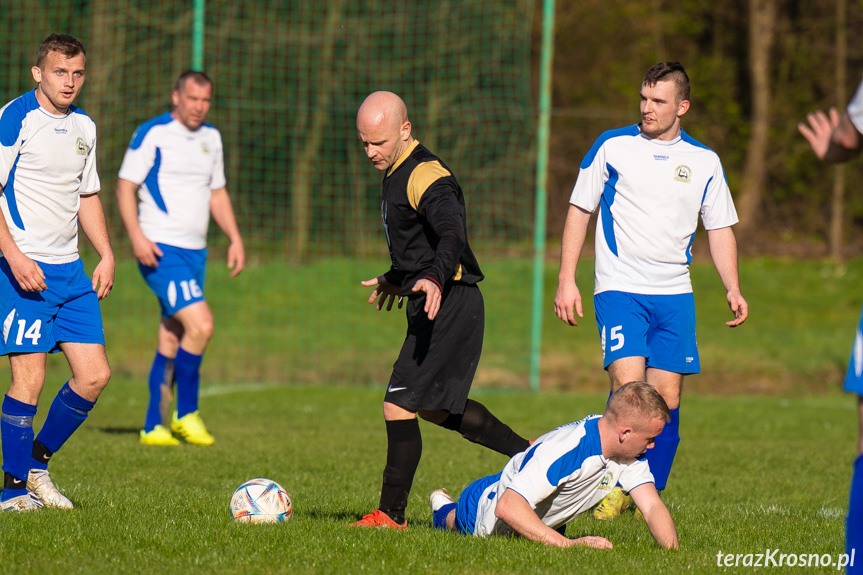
top-left (230, 478), bottom-right (292, 523)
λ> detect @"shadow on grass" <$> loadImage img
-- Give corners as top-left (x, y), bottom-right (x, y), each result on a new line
top-left (97, 426), bottom-right (140, 436)
top-left (304, 508), bottom-right (372, 522)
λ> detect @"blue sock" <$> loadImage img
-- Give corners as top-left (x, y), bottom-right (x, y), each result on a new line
top-left (1, 395), bottom-right (37, 501)
top-left (645, 407), bottom-right (680, 491)
top-left (848, 454), bottom-right (863, 574)
top-left (31, 383), bottom-right (95, 471)
top-left (144, 352), bottom-right (174, 432)
top-left (433, 502), bottom-right (457, 530)
top-left (175, 347), bottom-right (203, 419)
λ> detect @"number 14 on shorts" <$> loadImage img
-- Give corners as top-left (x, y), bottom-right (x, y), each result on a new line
top-left (10, 318), bottom-right (43, 345)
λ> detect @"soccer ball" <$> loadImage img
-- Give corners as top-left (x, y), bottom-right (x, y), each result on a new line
top-left (230, 478), bottom-right (292, 523)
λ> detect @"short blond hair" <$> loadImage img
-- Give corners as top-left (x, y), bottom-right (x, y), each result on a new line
top-left (604, 381), bottom-right (670, 427)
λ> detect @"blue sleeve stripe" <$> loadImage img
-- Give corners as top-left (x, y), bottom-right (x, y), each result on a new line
top-left (599, 163), bottom-right (620, 257)
top-left (579, 125), bottom-right (639, 170)
top-left (518, 442), bottom-right (540, 471)
top-left (685, 175), bottom-right (715, 265)
top-left (4, 158), bottom-right (25, 230)
top-left (129, 112), bottom-right (173, 150)
top-left (545, 418), bottom-right (602, 485)
top-left (143, 148), bottom-right (168, 213)
top-left (701, 175), bottom-right (714, 205)
top-left (454, 472), bottom-right (501, 535)
top-left (69, 105), bottom-right (94, 123)
top-left (0, 92), bottom-right (38, 147)
top-left (680, 130), bottom-right (714, 152)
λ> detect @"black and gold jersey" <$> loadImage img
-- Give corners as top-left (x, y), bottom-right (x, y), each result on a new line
top-left (380, 140), bottom-right (483, 296)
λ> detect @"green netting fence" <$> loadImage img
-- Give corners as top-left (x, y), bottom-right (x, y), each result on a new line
top-left (0, 1), bottom-right (541, 389)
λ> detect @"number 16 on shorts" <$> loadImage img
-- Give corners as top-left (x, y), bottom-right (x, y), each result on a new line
top-left (168, 279), bottom-right (203, 308)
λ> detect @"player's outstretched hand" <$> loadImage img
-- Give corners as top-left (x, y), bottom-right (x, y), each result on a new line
top-left (7, 251), bottom-right (47, 292)
top-left (725, 289), bottom-right (748, 327)
top-left (566, 536), bottom-right (613, 550)
top-left (798, 108), bottom-right (841, 160)
top-left (361, 275), bottom-right (404, 312)
top-left (554, 281), bottom-right (583, 326)
top-left (92, 255), bottom-right (115, 300)
top-left (412, 278), bottom-right (441, 320)
top-left (132, 235), bottom-right (163, 268)
top-left (227, 240), bottom-right (246, 278)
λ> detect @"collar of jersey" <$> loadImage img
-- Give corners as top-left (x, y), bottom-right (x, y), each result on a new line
top-left (387, 139), bottom-right (420, 177)
top-left (637, 127), bottom-right (682, 146)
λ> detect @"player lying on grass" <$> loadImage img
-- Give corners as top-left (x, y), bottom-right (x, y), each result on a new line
top-left (429, 381), bottom-right (679, 549)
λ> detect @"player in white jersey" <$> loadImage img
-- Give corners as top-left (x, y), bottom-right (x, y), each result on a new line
top-left (116, 71), bottom-right (245, 447)
top-left (0, 34), bottom-right (114, 512)
top-left (798, 77), bottom-right (863, 575)
top-left (554, 62), bottom-right (748, 520)
top-left (429, 382), bottom-right (678, 549)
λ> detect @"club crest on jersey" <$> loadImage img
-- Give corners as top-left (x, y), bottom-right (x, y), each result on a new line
top-left (674, 165), bottom-right (691, 183)
top-left (597, 471), bottom-right (614, 491)
top-left (75, 137), bottom-right (88, 155)
top-left (201, 142), bottom-right (210, 154)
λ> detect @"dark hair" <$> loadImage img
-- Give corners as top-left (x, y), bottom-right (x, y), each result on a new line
top-left (643, 61), bottom-right (690, 103)
top-left (174, 70), bottom-right (214, 93)
top-left (36, 34), bottom-right (86, 68)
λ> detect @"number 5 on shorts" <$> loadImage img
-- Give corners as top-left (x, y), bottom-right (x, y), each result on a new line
top-left (602, 324), bottom-right (624, 353)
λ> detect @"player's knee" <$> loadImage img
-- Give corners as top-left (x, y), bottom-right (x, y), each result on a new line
top-left (438, 412), bottom-right (462, 431)
top-left (76, 364), bottom-right (111, 395)
top-left (93, 364), bottom-right (112, 390)
top-left (185, 319), bottom-right (214, 343)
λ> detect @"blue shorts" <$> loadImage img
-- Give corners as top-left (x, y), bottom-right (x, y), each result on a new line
top-left (843, 304), bottom-right (863, 396)
top-left (594, 291), bottom-right (700, 374)
top-left (139, 244), bottom-right (207, 318)
top-left (0, 258), bottom-right (104, 355)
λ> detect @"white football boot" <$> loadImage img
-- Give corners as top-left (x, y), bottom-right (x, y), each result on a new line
top-left (27, 469), bottom-right (74, 509)
top-left (429, 488), bottom-right (454, 513)
top-left (0, 492), bottom-right (43, 512)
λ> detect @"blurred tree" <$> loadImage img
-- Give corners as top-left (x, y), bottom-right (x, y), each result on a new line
top-left (830, 0), bottom-right (848, 261)
top-left (735, 0), bottom-right (779, 239)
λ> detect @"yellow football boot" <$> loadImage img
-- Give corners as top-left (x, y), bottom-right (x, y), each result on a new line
top-left (140, 424), bottom-right (180, 446)
top-left (171, 411), bottom-right (215, 446)
top-left (592, 486), bottom-right (632, 520)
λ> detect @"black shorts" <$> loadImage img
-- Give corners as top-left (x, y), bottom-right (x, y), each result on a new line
top-left (385, 283), bottom-right (483, 414)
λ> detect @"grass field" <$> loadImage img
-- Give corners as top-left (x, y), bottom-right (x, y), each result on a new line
top-left (0, 256), bottom-right (860, 573)
top-left (12, 254), bottom-right (863, 395)
top-left (0, 381), bottom-right (856, 574)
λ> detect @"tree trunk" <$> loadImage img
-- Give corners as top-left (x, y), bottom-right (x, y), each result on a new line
top-left (830, 0), bottom-right (848, 261)
top-left (734, 0), bottom-right (777, 240)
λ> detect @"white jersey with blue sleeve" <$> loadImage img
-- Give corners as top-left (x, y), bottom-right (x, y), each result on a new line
top-left (472, 415), bottom-right (654, 536)
top-left (0, 90), bottom-right (99, 264)
top-left (847, 77), bottom-right (863, 135)
top-left (117, 112), bottom-right (225, 250)
top-left (570, 125), bottom-right (738, 295)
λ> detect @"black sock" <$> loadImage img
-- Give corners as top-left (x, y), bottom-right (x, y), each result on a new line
top-left (441, 399), bottom-right (529, 457)
top-left (32, 439), bottom-right (53, 466)
top-left (378, 418), bottom-right (422, 525)
top-left (4, 472), bottom-right (25, 490)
